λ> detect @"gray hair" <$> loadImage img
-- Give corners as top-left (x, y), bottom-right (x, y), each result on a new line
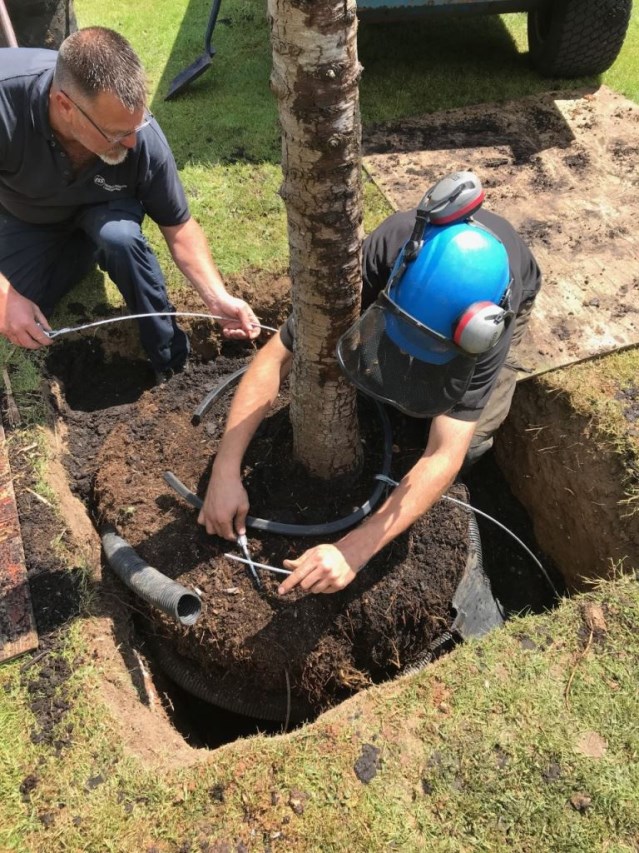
top-left (54, 27), bottom-right (147, 110)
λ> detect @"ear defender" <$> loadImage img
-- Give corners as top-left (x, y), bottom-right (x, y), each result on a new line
top-left (453, 301), bottom-right (508, 355)
top-left (426, 173), bottom-right (485, 226)
top-left (383, 171), bottom-right (513, 363)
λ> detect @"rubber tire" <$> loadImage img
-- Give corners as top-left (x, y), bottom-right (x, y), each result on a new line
top-left (527, 0), bottom-right (632, 78)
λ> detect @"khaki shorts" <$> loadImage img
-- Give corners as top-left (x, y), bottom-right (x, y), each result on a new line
top-left (465, 298), bottom-right (535, 467)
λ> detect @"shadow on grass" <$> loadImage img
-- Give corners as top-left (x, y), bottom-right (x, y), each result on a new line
top-left (149, 0), bottom-right (280, 167)
top-left (150, 1), bottom-right (600, 166)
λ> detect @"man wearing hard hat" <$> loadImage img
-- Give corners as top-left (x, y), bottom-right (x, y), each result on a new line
top-left (198, 172), bottom-right (542, 594)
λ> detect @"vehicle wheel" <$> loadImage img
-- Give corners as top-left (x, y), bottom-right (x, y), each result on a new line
top-left (528, 0), bottom-right (632, 78)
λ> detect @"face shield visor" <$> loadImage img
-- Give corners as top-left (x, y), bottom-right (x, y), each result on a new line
top-left (338, 207), bottom-right (514, 418)
top-left (336, 290), bottom-right (479, 418)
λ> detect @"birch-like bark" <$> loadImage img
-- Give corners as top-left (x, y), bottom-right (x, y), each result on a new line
top-left (268, 0), bottom-right (363, 480)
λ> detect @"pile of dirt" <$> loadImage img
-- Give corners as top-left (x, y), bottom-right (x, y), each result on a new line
top-left (45, 332), bottom-right (474, 718)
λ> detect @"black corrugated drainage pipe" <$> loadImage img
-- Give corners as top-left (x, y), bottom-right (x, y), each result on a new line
top-left (401, 510), bottom-right (503, 676)
top-left (101, 525), bottom-right (202, 626)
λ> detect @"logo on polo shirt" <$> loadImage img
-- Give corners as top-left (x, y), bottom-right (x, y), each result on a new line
top-left (94, 175), bottom-right (127, 192)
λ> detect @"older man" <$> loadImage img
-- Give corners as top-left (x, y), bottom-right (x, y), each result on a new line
top-left (0, 27), bottom-right (258, 379)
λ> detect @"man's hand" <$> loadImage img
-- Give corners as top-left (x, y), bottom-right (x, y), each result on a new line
top-left (0, 280), bottom-right (52, 349)
top-left (197, 468), bottom-right (250, 540)
top-left (278, 544), bottom-right (358, 596)
top-left (211, 292), bottom-right (260, 341)
top-left (159, 219), bottom-right (261, 342)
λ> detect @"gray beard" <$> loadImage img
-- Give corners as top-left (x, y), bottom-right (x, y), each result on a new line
top-left (99, 146), bottom-right (129, 166)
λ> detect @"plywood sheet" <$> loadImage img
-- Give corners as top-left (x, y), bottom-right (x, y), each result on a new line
top-left (363, 86), bottom-right (639, 377)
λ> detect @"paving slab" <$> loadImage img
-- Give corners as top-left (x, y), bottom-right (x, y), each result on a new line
top-left (0, 420), bottom-right (38, 663)
top-left (363, 85), bottom-right (639, 377)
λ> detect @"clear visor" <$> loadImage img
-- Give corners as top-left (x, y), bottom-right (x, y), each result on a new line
top-left (336, 302), bottom-right (476, 418)
top-left (380, 288), bottom-right (471, 362)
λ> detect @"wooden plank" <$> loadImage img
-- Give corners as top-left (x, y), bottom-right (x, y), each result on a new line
top-left (363, 86), bottom-right (639, 378)
top-left (0, 420), bottom-right (38, 663)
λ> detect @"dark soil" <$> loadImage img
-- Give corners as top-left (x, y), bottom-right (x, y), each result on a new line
top-left (3, 294), bottom-right (560, 759)
top-left (44, 331), bottom-right (473, 719)
top-left (3, 454), bottom-right (87, 819)
top-left (364, 95), bottom-right (574, 167)
top-left (9, 447), bottom-right (84, 636)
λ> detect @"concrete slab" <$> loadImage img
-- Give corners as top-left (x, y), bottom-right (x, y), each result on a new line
top-left (0, 420), bottom-right (38, 663)
top-left (363, 85), bottom-right (639, 377)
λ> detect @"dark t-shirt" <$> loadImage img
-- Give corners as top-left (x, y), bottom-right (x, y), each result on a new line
top-left (0, 48), bottom-right (190, 226)
top-left (280, 207), bottom-right (542, 421)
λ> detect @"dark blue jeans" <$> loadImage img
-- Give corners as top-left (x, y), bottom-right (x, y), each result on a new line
top-left (0, 199), bottom-right (189, 371)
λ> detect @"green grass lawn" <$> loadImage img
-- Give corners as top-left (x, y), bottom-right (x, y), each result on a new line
top-left (1, 577), bottom-right (638, 852)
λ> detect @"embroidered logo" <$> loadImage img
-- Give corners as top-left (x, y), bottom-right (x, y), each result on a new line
top-left (94, 175), bottom-right (127, 192)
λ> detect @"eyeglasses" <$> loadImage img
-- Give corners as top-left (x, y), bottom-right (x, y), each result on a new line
top-left (61, 89), bottom-right (152, 145)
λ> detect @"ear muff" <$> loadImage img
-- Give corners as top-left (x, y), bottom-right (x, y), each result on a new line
top-left (453, 301), bottom-right (507, 355)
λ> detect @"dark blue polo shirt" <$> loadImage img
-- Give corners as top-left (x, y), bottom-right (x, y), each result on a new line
top-left (0, 48), bottom-right (190, 226)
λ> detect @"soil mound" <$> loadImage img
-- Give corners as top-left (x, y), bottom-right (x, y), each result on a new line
top-left (48, 337), bottom-right (473, 718)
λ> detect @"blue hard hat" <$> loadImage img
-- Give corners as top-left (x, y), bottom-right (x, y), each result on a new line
top-left (385, 220), bottom-right (511, 364)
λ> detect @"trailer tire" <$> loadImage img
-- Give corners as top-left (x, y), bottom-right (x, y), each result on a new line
top-left (527, 0), bottom-right (631, 78)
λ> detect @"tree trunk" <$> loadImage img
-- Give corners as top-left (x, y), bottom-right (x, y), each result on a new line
top-left (268, 0), bottom-right (364, 480)
top-left (4, 0), bottom-right (76, 49)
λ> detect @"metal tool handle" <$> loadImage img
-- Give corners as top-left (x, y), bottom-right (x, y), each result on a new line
top-left (204, 0), bottom-right (223, 54)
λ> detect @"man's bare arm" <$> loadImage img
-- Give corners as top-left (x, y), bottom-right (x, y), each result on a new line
top-left (160, 217), bottom-right (259, 340)
top-left (198, 333), bottom-right (292, 539)
top-left (278, 413), bottom-right (477, 595)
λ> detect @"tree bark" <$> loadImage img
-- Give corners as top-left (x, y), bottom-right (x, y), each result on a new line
top-left (268, 0), bottom-right (363, 480)
top-left (4, 0), bottom-right (76, 49)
